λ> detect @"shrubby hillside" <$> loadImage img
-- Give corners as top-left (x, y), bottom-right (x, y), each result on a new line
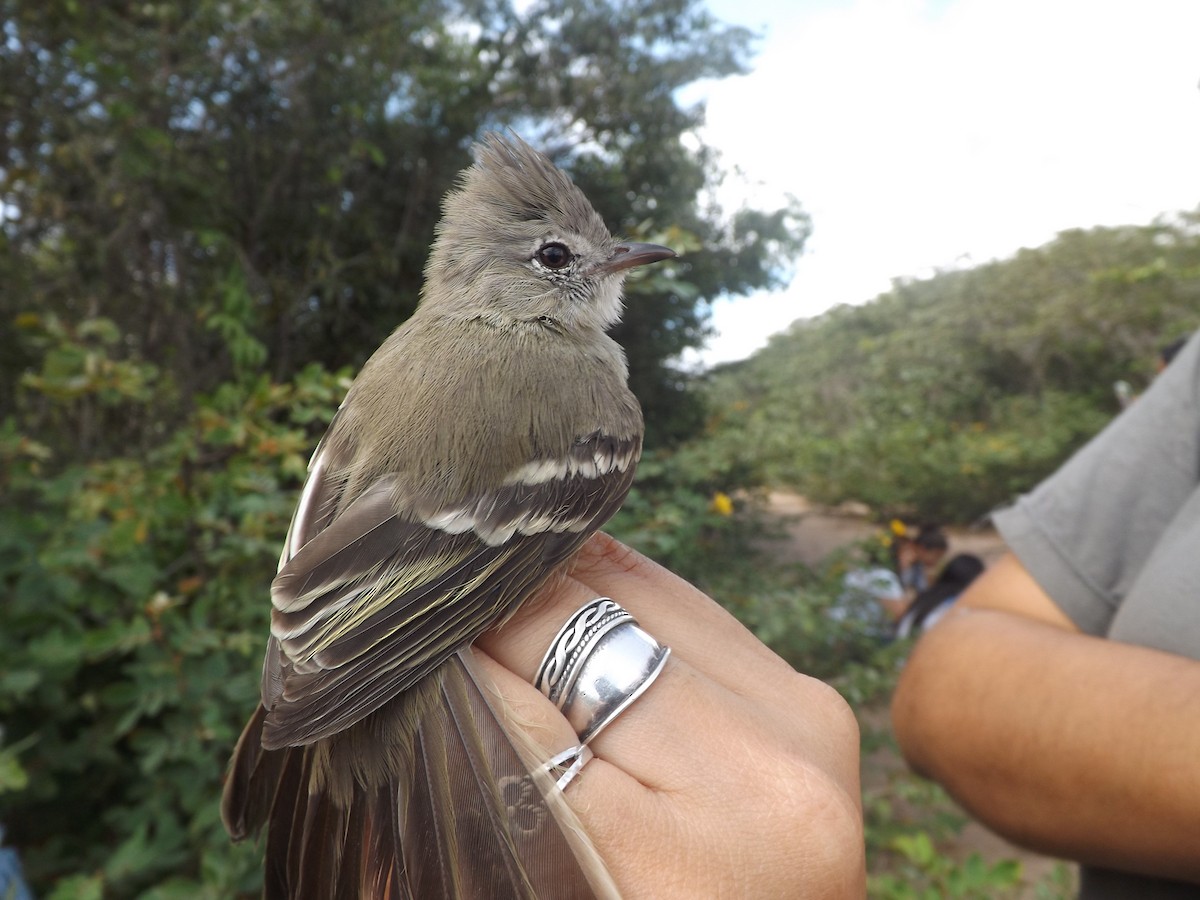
top-left (701, 212), bottom-right (1200, 523)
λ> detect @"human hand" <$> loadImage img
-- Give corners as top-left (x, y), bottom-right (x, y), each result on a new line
top-left (475, 533), bottom-right (865, 899)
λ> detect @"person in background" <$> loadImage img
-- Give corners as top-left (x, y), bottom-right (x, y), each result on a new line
top-left (896, 524), bottom-right (948, 598)
top-left (838, 565), bottom-right (907, 638)
top-left (836, 521), bottom-right (949, 639)
top-left (894, 553), bottom-right (984, 639)
top-left (892, 330), bottom-right (1200, 898)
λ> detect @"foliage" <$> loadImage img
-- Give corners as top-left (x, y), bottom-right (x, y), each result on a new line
top-left (1, 319), bottom-right (1081, 895)
top-left (606, 432), bottom-right (763, 588)
top-left (870, 835), bottom-right (1025, 899)
top-left (1, 319), bottom-right (347, 896)
top-left (0, 0), bottom-right (807, 454)
top-left (609, 452), bottom-right (914, 681)
top-left (704, 213), bottom-right (1200, 522)
top-left (0, 1), bottom-right (814, 891)
top-left (861, 714), bottom-right (1078, 900)
top-left (0, 314), bottom-right (830, 896)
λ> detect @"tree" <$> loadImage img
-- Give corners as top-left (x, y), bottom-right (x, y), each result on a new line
top-left (1, 0), bottom-right (808, 458)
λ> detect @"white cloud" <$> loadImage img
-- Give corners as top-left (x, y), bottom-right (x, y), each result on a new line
top-left (684, 0), bottom-right (1200, 366)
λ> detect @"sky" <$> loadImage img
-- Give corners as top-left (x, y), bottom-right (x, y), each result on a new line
top-left (680, 0), bottom-right (1200, 367)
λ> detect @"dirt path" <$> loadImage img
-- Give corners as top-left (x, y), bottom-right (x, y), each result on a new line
top-left (761, 492), bottom-right (1075, 895)
top-left (760, 491), bottom-right (1010, 567)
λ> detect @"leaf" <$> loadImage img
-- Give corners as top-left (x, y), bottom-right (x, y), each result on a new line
top-left (0, 670), bottom-right (42, 700)
top-left (82, 617), bottom-right (153, 661)
top-left (891, 831), bottom-right (937, 867)
top-left (46, 874), bottom-right (104, 900)
top-left (0, 733), bottom-right (37, 793)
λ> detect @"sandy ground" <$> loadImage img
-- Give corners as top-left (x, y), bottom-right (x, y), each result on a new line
top-left (761, 492), bottom-right (1076, 895)
top-left (760, 491), bottom-right (1010, 567)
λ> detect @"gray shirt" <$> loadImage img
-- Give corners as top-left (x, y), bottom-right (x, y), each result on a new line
top-left (993, 332), bottom-right (1200, 898)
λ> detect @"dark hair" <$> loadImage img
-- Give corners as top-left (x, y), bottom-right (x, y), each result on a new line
top-left (904, 553), bottom-right (984, 630)
top-left (914, 525), bottom-right (948, 552)
top-left (1159, 336), bottom-right (1188, 367)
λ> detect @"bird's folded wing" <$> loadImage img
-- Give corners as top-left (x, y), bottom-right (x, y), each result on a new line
top-left (260, 432), bottom-right (639, 750)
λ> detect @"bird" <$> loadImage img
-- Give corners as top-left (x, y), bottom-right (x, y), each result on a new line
top-left (221, 132), bottom-right (675, 899)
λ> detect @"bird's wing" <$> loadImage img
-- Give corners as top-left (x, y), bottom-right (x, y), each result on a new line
top-left (259, 431), bottom-right (640, 750)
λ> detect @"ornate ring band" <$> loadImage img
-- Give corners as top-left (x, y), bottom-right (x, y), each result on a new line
top-left (534, 597), bottom-right (671, 744)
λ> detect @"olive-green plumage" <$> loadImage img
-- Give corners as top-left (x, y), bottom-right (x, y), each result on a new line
top-left (221, 133), bottom-right (673, 899)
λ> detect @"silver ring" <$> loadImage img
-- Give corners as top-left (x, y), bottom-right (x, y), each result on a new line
top-left (541, 744), bottom-right (593, 791)
top-left (534, 598), bottom-right (671, 744)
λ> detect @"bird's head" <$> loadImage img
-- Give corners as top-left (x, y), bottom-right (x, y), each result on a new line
top-left (421, 132), bottom-right (675, 332)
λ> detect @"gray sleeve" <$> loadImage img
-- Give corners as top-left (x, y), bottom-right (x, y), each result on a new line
top-left (992, 332), bottom-right (1200, 635)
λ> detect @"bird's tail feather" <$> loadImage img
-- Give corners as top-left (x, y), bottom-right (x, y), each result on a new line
top-left (455, 649), bottom-right (620, 900)
top-left (221, 652), bottom-right (615, 899)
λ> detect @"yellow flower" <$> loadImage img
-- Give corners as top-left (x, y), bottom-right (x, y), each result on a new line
top-left (889, 518), bottom-right (909, 537)
top-left (710, 491), bottom-right (734, 516)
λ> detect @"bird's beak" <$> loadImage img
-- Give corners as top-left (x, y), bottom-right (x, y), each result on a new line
top-left (596, 241), bottom-right (676, 275)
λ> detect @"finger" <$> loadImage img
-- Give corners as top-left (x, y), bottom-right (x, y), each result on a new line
top-left (470, 646), bottom-right (578, 758)
top-left (565, 535), bottom-right (857, 772)
top-left (484, 532), bottom-right (799, 704)
top-left (568, 534), bottom-right (804, 692)
top-left (480, 583), bottom-right (760, 791)
top-left (475, 639), bottom-right (767, 793)
top-left (476, 640), bottom-right (865, 900)
top-left (479, 532), bottom-right (860, 793)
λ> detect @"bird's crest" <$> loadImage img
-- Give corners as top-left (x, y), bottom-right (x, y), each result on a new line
top-left (451, 132), bottom-right (610, 242)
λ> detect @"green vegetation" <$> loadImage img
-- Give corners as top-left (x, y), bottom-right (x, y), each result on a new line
top-left (0, 1), bottom-right (805, 894)
top-left (0, 0), bottom-right (806, 453)
top-left (705, 214), bottom-right (1200, 522)
top-left (2, 0), bottom-right (1196, 895)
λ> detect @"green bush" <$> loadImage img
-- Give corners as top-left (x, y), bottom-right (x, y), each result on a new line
top-left (804, 390), bottom-right (1111, 523)
top-left (1, 321), bottom-right (347, 896)
top-left (0, 320), bottom-right (889, 895)
top-left (1, 318), bottom-right (1078, 898)
top-left (704, 215), bottom-right (1200, 524)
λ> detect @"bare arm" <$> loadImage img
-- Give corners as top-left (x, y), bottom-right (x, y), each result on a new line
top-left (891, 552), bottom-right (1200, 883)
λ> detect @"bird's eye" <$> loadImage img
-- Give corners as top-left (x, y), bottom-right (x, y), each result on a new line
top-left (535, 242), bottom-right (573, 270)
